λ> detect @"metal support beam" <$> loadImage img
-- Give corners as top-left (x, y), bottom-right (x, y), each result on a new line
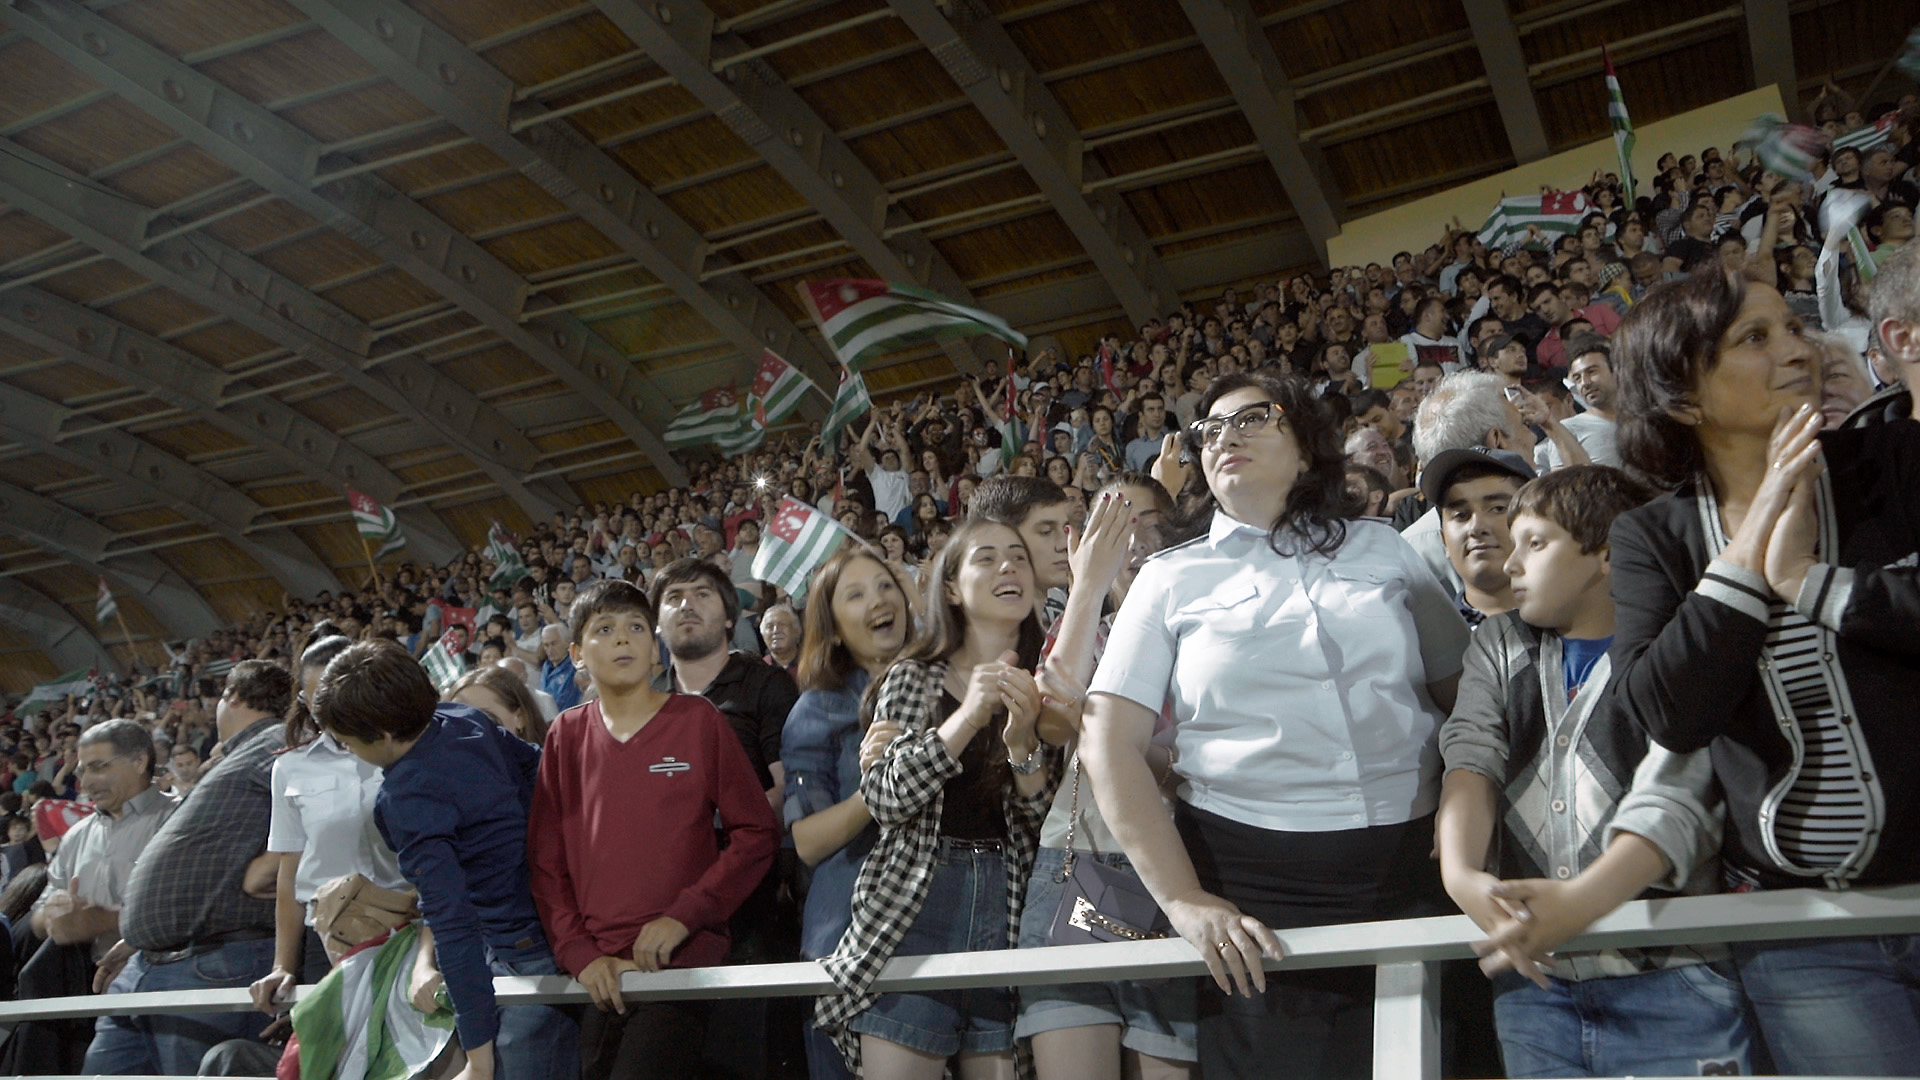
top-left (1462, 0), bottom-right (1550, 163)
top-left (284, 0), bottom-right (840, 409)
top-left (0, 479), bottom-right (223, 637)
top-left (0, 384), bottom-right (342, 597)
top-left (0, 286), bottom-right (466, 563)
top-left (889, 0), bottom-right (1179, 326)
top-left (0, 577), bottom-right (118, 674)
top-left (0, 139), bottom-right (575, 522)
top-left (1175, 0), bottom-right (1344, 265)
top-left (1744, 0), bottom-right (1798, 104)
top-left (588, 0), bottom-right (996, 367)
top-left (0, 0), bottom-right (688, 488)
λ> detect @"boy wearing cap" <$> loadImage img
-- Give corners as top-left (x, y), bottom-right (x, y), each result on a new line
top-left (1435, 466), bottom-right (1747, 1078)
top-left (1425, 447), bottom-right (1537, 625)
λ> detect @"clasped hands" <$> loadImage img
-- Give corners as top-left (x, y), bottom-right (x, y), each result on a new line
top-left (577, 916), bottom-right (692, 1014)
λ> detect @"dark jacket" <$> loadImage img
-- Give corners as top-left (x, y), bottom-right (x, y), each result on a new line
top-left (1603, 419), bottom-right (1920, 889)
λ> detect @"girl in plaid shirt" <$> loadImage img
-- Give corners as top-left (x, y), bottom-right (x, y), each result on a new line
top-left (815, 520), bottom-right (1057, 1078)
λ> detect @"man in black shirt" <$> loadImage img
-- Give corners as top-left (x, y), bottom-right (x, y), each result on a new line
top-left (1662, 198), bottom-right (1720, 273)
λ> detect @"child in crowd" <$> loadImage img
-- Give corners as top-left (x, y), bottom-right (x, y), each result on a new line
top-left (1435, 466), bottom-right (1750, 1078)
top-left (528, 580), bottom-right (778, 1080)
top-left (312, 640), bottom-right (578, 1080)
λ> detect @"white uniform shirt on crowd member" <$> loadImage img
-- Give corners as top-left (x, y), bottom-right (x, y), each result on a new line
top-left (868, 464), bottom-right (910, 519)
top-left (1400, 507), bottom-right (1464, 603)
top-left (32, 787), bottom-right (179, 961)
top-left (266, 733), bottom-right (407, 919)
top-left (1092, 512), bottom-right (1470, 831)
top-left (1536, 410), bottom-right (1619, 472)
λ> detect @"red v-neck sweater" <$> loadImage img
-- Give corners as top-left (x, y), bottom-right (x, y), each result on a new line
top-left (528, 694), bottom-right (779, 976)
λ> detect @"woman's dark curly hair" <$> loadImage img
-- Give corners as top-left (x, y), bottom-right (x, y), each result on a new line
top-left (1173, 371), bottom-right (1361, 557)
top-left (1613, 267), bottom-right (1750, 490)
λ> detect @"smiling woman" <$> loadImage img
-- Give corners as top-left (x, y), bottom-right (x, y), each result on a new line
top-left (814, 520), bottom-right (1052, 1080)
top-left (1604, 268), bottom-right (1920, 1073)
top-left (1079, 372), bottom-right (1472, 1079)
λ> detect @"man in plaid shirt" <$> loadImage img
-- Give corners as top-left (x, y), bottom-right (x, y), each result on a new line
top-left (87, 661), bottom-right (293, 1075)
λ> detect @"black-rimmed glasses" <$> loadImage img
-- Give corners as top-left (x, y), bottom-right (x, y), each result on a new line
top-left (1186, 401), bottom-right (1285, 449)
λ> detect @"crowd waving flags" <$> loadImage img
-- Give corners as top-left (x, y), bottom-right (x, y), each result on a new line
top-left (95, 577), bottom-right (117, 626)
top-left (751, 495), bottom-right (852, 605)
top-left (346, 488), bottom-right (406, 559)
top-left (1602, 44), bottom-right (1636, 203)
top-left (819, 367), bottom-right (872, 452)
top-left (1475, 191), bottom-right (1590, 250)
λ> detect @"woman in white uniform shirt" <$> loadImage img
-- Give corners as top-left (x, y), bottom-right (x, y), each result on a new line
top-left (1081, 372), bottom-right (1470, 1079)
top-left (248, 635), bottom-right (423, 1012)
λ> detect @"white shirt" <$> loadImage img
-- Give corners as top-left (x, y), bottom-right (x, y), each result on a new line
top-left (1538, 410), bottom-right (1619, 471)
top-left (1402, 506), bottom-right (1463, 603)
top-left (267, 734), bottom-right (407, 917)
top-left (34, 786), bottom-right (178, 960)
top-left (1091, 513), bottom-right (1470, 832)
top-left (868, 466), bottom-right (910, 518)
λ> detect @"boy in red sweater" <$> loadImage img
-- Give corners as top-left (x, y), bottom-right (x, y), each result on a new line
top-left (528, 580), bottom-right (777, 1079)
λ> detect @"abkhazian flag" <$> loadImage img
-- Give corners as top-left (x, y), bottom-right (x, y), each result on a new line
top-left (801, 279), bottom-right (1027, 373)
top-left (1739, 114), bottom-right (1823, 181)
top-left (95, 578), bottom-right (117, 626)
top-left (717, 423), bottom-right (767, 459)
top-left (345, 487), bottom-right (406, 559)
top-left (752, 496), bottom-right (851, 605)
top-left (484, 522), bottom-right (527, 588)
top-left (1823, 187), bottom-right (1880, 282)
top-left (1475, 192), bottom-right (1589, 250)
top-left (200, 656), bottom-right (237, 682)
top-left (1000, 349), bottom-right (1019, 468)
top-left (748, 349), bottom-right (813, 427)
top-left (21, 668), bottom-right (94, 705)
top-left (819, 367), bottom-right (871, 452)
top-left (292, 922), bottom-right (454, 1080)
top-left (1602, 44), bottom-right (1636, 203)
top-left (420, 629), bottom-right (465, 692)
top-left (1096, 340), bottom-right (1122, 398)
top-left (664, 385), bottom-right (751, 447)
top-left (1832, 112), bottom-right (1898, 153)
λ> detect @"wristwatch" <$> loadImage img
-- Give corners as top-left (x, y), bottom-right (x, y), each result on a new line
top-left (1007, 744), bottom-right (1045, 775)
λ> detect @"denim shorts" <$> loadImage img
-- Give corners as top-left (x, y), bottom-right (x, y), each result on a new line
top-left (1491, 961), bottom-right (1752, 1078)
top-left (848, 839), bottom-right (1015, 1057)
top-left (1012, 846), bottom-right (1198, 1062)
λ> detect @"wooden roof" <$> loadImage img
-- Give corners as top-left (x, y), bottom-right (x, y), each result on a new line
top-left (0, 0), bottom-right (1912, 688)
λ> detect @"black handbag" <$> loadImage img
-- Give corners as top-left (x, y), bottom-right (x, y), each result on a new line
top-left (1045, 752), bottom-right (1171, 945)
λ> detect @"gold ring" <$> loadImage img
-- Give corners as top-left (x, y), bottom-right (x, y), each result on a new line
top-left (1772, 461), bottom-right (1783, 470)
top-left (1216, 940), bottom-right (1231, 952)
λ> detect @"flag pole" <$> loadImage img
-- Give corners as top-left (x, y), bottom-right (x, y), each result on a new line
top-left (112, 607), bottom-right (147, 670)
top-left (359, 534), bottom-right (384, 592)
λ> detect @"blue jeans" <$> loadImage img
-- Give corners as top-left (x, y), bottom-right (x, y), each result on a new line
top-left (1731, 933), bottom-right (1920, 1076)
top-left (83, 937), bottom-right (276, 1075)
top-left (847, 840), bottom-right (1015, 1058)
top-left (488, 939), bottom-right (580, 1080)
top-left (1492, 962), bottom-right (1752, 1077)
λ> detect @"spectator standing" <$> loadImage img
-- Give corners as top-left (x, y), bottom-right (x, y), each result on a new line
top-left (529, 582), bottom-right (776, 1080)
top-left (540, 624), bottom-right (582, 714)
top-left (1607, 270), bottom-right (1920, 1073)
top-left (7, 720), bottom-right (176, 1076)
top-left (91, 662), bottom-right (292, 1075)
top-left (1081, 373), bottom-right (1470, 1079)
top-left (315, 642), bottom-right (578, 1080)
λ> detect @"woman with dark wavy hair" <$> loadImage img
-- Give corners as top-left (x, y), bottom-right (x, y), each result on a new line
top-left (1604, 268), bottom-right (1920, 1073)
top-left (1080, 372), bottom-right (1471, 1078)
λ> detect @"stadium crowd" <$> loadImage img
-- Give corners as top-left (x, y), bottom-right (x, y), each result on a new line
top-left (0, 86), bottom-right (1918, 1080)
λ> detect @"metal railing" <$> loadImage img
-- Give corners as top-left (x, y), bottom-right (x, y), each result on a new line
top-left (1, 886), bottom-right (1916, 1080)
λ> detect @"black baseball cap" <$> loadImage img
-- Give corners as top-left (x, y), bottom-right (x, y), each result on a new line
top-left (1419, 447), bottom-right (1537, 507)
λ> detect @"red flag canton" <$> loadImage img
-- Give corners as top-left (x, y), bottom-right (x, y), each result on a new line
top-left (802, 279), bottom-right (890, 324)
top-left (1541, 191), bottom-right (1586, 216)
top-left (751, 350), bottom-right (784, 398)
top-left (770, 498), bottom-right (812, 544)
top-left (700, 386), bottom-right (739, 412)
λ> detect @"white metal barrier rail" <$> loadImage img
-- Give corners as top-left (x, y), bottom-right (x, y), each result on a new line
top-left (0, 886), bottom-right (1916, 1080)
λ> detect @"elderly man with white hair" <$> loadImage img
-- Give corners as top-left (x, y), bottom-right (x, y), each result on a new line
top-left (538, 622), bottom-right (581, 713)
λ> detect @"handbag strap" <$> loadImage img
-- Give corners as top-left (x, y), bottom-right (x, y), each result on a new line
top-left (1059, 750), bottom-right (1082, 880)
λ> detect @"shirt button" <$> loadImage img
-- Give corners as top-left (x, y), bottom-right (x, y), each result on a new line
top-left (1551, 799), bottom-right (1566, 813)
top-left (1862, 772), bottom-right (1874, 783)
top-left (1349, 792), bottom-right (1362, 801)
top-left (1340, 751), bottom-right (1354, 761)
top-left (1321, 681), bottom-right (1333, 690)
top-left (1555, 735), bottom-right (1571, 748)
top-left (1556, 866), bottom-right (1571, 879)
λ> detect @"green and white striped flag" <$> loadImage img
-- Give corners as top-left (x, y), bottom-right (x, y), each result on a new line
top-left (200, 656), bottom-right (237, 682)
top-left (420, 633), bottom-right (464, 692)
top-left (819, 367), bottom-right (871, 452)
top-left (21, 668), bottom-right (94, 705)
top-left (751, 495), bottom-right (851, 605)
top-left (664, 386), bottom-right (751, 447)
top-left (1832, 112), bottom-right (1897, 153)
top-left (748, 349), bottom-right (813, 426)
top-left (1739, 114), bottom-right (1823, 181)
top-left (716, 423), bottom-right (767, 459)
top-left (1475, 192), bottom-right (1589, 250)
top-left (292, 922), bottom-right (454, 1080)
top-left (346, 487), bottom-right (406, 559)
top-left (95, 577), bottom-right (117, 626)
top-left (484, 522), bottom-right (527, 589)
top-left (1602, 45), bottom-right (1636, 203)
top-left (801, 278), bottom-right (1027, 373)
top-left (1824, 187), bottom-right (1880, 282)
